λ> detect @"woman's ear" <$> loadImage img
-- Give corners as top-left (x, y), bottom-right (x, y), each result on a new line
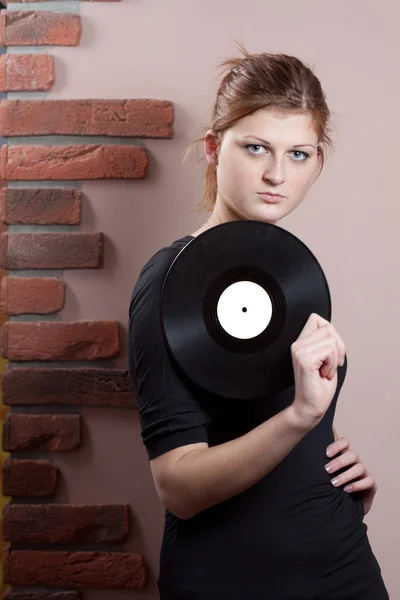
top-left (204, 130), bottom-right (219, 165)
top-left (313, 146), bottom-right (324, 177)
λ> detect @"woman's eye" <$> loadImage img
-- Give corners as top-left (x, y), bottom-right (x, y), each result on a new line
top-left (245, 145), bottom-right (309, 161)
top-left (245, 144), bottom-right (267, 155)
top-left (290, 150), bottom-right (309, 161)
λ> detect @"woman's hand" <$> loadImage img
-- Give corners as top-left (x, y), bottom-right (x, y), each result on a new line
top-left (291, 313), bottom-right (346, 428)
top-left (325, 437), bottom-right (377, 516)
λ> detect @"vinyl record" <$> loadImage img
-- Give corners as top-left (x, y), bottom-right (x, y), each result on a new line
top-left (160, 220), bottom-right (331, 400)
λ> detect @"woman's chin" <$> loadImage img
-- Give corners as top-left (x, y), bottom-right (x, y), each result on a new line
top-left (247, 205), bottom-right (286, 225)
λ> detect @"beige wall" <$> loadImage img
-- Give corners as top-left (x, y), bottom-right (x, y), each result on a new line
top-left (34, 1), bottom-right (399, 597)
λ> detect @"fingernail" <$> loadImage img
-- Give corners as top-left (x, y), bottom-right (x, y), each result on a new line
top-left (331, 476), bottom-right (341, 486)
top-left (325, 463), bottom-right (334, 473)
top-left (344, 485), bottom-right (353, 492)
top-left (326, 449), bottom-right (332, 457)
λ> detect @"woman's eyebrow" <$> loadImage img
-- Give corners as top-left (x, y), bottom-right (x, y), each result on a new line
top-left (241, 136), bottom-right (316, 149)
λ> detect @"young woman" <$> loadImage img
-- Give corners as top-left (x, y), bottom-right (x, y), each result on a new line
top-left (128, 48), bottom-right (389, 600)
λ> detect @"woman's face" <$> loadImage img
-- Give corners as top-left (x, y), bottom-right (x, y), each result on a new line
top-left (207, 107), bottom-right (322, 224)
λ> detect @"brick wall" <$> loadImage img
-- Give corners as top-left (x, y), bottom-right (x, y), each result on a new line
top-left (0, 1), bottom-right (175, 597)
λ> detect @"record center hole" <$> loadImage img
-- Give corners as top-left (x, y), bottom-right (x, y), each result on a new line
top-left (242, 307), bottom-right (247, 313)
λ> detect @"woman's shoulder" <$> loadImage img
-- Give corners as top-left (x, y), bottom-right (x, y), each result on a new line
top-left (142, 234), bottom-right (193, 276)
top-left (129, 234), bottom-right (194, 313)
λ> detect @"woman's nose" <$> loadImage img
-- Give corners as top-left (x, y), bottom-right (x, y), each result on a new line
top-left (262, 159), bottom-right (286, 185)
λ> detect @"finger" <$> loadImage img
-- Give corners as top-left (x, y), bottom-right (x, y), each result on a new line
top-left (317, 326), bottom-right (345, 370)
top-left (297, 322), bottom-right (335, 343)
top-left (330, 463), bottom-right (366, 487)
top-left (343, 476), bottom-right (376, 493)
top-left (320, 340), bottom-right (338, 380)
top-left (333, 330), bottom-right (346, 367)
top-left (296, 322), bottom-right (345, 370)
top-left (325, 449), bottom-right (359, 474)
top-left (326, 437), bottom-right (350, 457)
top-left (297, 313), bottom-right (331, 340)
top-left (297, 343), bottom-right (338, 381)
top-left (296, 335), bottom-right (339, 361)
top-left (327, 336), bottom-right (339, 379)
top-left (318, 345), bottom-right (337, 380)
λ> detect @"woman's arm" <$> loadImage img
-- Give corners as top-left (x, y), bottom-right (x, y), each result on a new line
top-left (150, 404), bottom-right (315, 520)
top-left (149, 313), bottom-right (346, 520)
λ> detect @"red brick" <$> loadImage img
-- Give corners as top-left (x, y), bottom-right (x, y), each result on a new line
top-left (4, 592), bottom-right (80, 600)
top-left (0, 99), bottom-right (174, 138)
top-left (4, 549), bottom-right (147, 589)
top-left (1, 320), bottom-right (119, 361)
top-left (0, 188), bottom-right (81, 225)
top-left (0, 54), bottom-right (5, 91)
top-left (2, 458), bottom-right (58, 497)
top-left (0, 11), bottom-right (81, 47)
top-left (3, 504), bottom-right (129, 544)
top-left (0, 54), bottom-right (54, 92)
top-left (1, 144), bottom-right (148, 180)
top-left (0, 11), bottom-right (6, 46)
top-left (1, 277), bottom-right (65, 315)
top-left (0, 232), bottom-right (103, 270)
top-left (2, 413), bottom-right (80, 452)
top-left (3, 366), bottom-right (136, 408)
top-left (1, 144), bottom-right (7, 179)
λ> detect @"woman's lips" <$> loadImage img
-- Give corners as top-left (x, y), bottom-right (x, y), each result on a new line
top-left (258, 193), bottom-right (284, 203)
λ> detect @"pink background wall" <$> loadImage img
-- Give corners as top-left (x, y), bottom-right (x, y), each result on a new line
top-left (22, 1), bottom-right (398, 597)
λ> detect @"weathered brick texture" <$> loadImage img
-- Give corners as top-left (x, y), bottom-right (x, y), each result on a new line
top-left (0, 11), bottom-right (82, 47)
top-left (0, 232), bottom-right (103, 270)
top-left (3, 504), bottom-right (129, 544)
top-left (2, 366), bottom-right (136, 408)
top-left (0, 54), bottom-right (54, 92)
top-left (1, 276), bottom-right (65, 315)
top-left (4, 592), bottom-right (81, 600)
top-left (0, 144), bottom-right (148, 180)
top-left (1, 320), bottom-right (119, 361)
top-left (0, 188), bottom-right (82, 225)
top-left (2, 458), bottom-right (58, 497)
top-left (2, 413), bottom-right (81, 452)
top-left (4, 549), bottom-right (147, 589)
top-left (0, 99), bottom-right (174, 138)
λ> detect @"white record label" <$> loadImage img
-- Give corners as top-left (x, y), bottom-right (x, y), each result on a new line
top-left (216, 280), bottom-right (273, 339)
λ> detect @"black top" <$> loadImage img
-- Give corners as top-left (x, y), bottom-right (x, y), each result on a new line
top-left (128, 235), bottom-right (388, 600)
